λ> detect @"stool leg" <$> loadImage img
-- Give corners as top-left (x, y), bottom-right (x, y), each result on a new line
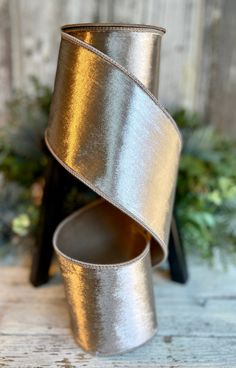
top-left (168, 215), bottom-right (188, 284)
top-left (30, 157), bottom-right (69, 286)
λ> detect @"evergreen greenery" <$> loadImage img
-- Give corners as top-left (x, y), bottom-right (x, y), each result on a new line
top-left (174, 110), bottom-right (236, 263)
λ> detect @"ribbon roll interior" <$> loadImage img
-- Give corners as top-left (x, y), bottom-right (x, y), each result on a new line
top-left (47, 24), bottom-right (182, 355)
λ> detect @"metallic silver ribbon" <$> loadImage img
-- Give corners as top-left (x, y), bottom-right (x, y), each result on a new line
top-left (47, 24), bottom-right (182, 355)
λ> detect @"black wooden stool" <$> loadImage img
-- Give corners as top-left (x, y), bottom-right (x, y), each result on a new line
top-left (30, 155), bottom-right (188, 286)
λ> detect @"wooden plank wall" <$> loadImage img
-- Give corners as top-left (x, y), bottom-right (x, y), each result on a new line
top-left (0, 0), bottom-right (235, 133)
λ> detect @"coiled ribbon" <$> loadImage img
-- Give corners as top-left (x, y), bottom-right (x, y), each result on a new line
top-left (46, 24), bottom-right (182, 356)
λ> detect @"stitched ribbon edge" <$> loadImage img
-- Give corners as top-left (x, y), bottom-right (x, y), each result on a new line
top-left (60, 24), bottom-right (183, 148)
top-left (46, 24), bottom-right (182, 266)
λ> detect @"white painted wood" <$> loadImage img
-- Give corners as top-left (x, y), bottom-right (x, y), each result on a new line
top-left (0, 261), bottom-right (236, 367)
top-left (1, 335), bottom-right (236, 367)
top-left (6, 0), bottom-right (204, 109)
top-left (9, 0), bottom-right (100, 92)
top-left (0, 0), bottom-right (12, 122)
top-left (149, 0), bottom-right (204, 111)
top-left (197, 0), bottom-right (236, 133)
top-left (1, 0), bottom-right (236, 131)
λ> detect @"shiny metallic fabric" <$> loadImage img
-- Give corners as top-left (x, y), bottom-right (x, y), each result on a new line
top-left (48, 23), bottom-right (182, 355)
top-left (54, 199), bottom-right (156, 355)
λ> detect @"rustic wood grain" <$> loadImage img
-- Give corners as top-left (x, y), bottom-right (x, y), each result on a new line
top-left (1, 0), bottom-right (236, 132)
top-left (0, 0), bottom-right (12, 122)
top-left (8, 0), bottom-right (203, 111)
top-left (0, 261), bottom-right (236, 367)
top-left (198, 0), bottom-right (236, 134)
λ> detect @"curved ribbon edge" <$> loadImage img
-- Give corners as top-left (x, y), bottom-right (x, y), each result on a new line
top-left (47, 25), bottom-right (182, 266)
top-left (45, 133), bottom-right (167, 264)
top-left (61, 26), bottom-right (182, 147)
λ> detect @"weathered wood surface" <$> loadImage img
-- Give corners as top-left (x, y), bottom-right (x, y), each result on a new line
top-left (0, 0), bottom-right (236, 133)
top-left (7, 0), bottom-right (202, 111)
top-left (0, 261), bottom-right (236, 367)
top-left (198, 0), bottom-right (236, 134)
top-left (0, 0), bottom-right (11, 122)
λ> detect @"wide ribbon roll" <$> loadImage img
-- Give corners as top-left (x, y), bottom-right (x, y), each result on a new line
top-left (47, 24), bottom-right (182, 355)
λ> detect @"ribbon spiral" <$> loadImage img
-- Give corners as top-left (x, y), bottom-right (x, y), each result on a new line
top-left (47, 24), bottom-right (182, 355)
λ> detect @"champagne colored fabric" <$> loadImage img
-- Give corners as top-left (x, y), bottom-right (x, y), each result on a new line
top-left (48, 24), bottom-right (182, 355)
top-left (53, 199), bottom-right (157, 355)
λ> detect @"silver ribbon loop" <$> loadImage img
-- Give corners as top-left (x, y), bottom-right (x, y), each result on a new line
top-left (47, 24), bottom-right (182, 355)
